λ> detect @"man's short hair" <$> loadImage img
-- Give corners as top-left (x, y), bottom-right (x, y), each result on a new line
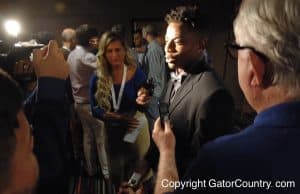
top-left (165, 6), bottom-right (205, 35)
top-left (133, 28), bottom-right (143, 36)
top-left (0, 69), bottom-right (23, 193)
top-left (142, 24), bottom-right (159, 37)
top-left (75, 24), bottom-right (99, 47)
top-left (234, 0), bottom-right (300, 91)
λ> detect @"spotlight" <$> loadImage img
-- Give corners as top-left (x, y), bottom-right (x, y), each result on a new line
top-left (4, 19), bottom-right (21, 37)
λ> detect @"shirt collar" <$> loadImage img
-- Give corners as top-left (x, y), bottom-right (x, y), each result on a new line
top-left (62, 46), bottom-right (70, 52)
top-left (170, 71), bottom-right (188, 83)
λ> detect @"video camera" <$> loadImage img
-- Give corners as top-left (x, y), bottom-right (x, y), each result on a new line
top-left (0, 40), bottom-right (44, 90)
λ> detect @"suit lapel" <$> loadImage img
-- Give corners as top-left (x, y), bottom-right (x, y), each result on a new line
top-left (162, 80), bottom-right (173, 103)
top-left (169, 75), bottom-right (194, 115)
top-left (167, 61), bottom-right (209, 115)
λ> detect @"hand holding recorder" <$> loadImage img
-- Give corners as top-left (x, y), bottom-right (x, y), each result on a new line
top-left (152, 102), bottom-right (176, 154)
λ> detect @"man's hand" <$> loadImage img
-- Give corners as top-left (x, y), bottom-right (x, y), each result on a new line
top-left (123, 116), bottom-right (139, 131)
top-left (118, 182), bottom-right (146, 194)
top-left (153, 118), bottom-right (179, 194)
top-left (152, 118), bottom-right (176, 155)
top-left (32, 40), bottom-right (69, 79)
top-left (136, 87), bottom-right (151, 106)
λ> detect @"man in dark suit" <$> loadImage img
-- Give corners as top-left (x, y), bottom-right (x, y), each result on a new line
top-left (119, 6), bottom-right (233, 193)
top-left (153, 0), bottom-right (300, 193)
top-left (153, 6), bottom-right (234, 177)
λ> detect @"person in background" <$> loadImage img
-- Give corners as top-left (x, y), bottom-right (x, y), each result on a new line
top-left (61, 28), bottom-right (76, 60)
top-left (132, 29), bottom-right (147, 69)
top-left (60, 27), bottom-right (76, 103)
top-left (155, 32), bottom-right (165, 49)
top-left (90, 31), bottom-right (152, 190)
top-left (142, 24), bottom-right (167, 130)
top-left (67, 24), bottom-right (110, 181)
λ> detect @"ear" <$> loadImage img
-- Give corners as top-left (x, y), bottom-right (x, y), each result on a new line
top-left (249, 51), bottom-right (266, 87)
top-left (195, 38), bottom-right (205, 53)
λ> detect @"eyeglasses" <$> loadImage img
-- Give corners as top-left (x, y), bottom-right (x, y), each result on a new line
top-left (225, 42), bottom-right (268, 62)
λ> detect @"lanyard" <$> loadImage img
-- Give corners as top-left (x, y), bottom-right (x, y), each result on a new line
top-left (111, 65), bottom-right (127, 112)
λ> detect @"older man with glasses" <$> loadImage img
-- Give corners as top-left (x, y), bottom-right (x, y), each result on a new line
top-left (153, 0), bottom-right (300, 193)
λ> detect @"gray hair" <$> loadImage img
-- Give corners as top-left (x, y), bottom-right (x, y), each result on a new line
top-left (61, 28), bottom-right (76, 42)
top-left (234, 0), bottom-right (300, 91)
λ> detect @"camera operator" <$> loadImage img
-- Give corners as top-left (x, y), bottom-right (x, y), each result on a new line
top-left (0, 40), bottom-right (70, 194)
top-left (6, 45), bottom-right (41, 97)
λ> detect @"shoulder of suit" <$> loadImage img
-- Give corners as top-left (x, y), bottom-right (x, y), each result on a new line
top-left (192, 71), bottom-right (227, 95)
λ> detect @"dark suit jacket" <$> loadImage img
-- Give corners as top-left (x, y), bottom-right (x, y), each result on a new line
top-left (176, 101), bottom-right (300, 194)
top-left (147, 64), bottom-right (234, 177)
top-left (61, 47), bottom-right (70, 61)
top-left (165, 65), bottom-right (234, 176)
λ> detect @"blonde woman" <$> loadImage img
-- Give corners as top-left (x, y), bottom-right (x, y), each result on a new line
top-left (89, 31), bottom-right (151, 189)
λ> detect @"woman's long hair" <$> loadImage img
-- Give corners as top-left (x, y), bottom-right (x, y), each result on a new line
top-left (95, 31), bottom-right (136, 112)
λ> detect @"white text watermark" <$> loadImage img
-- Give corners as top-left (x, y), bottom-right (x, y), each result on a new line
top-left (161, 179), bottom-right (296, 190)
